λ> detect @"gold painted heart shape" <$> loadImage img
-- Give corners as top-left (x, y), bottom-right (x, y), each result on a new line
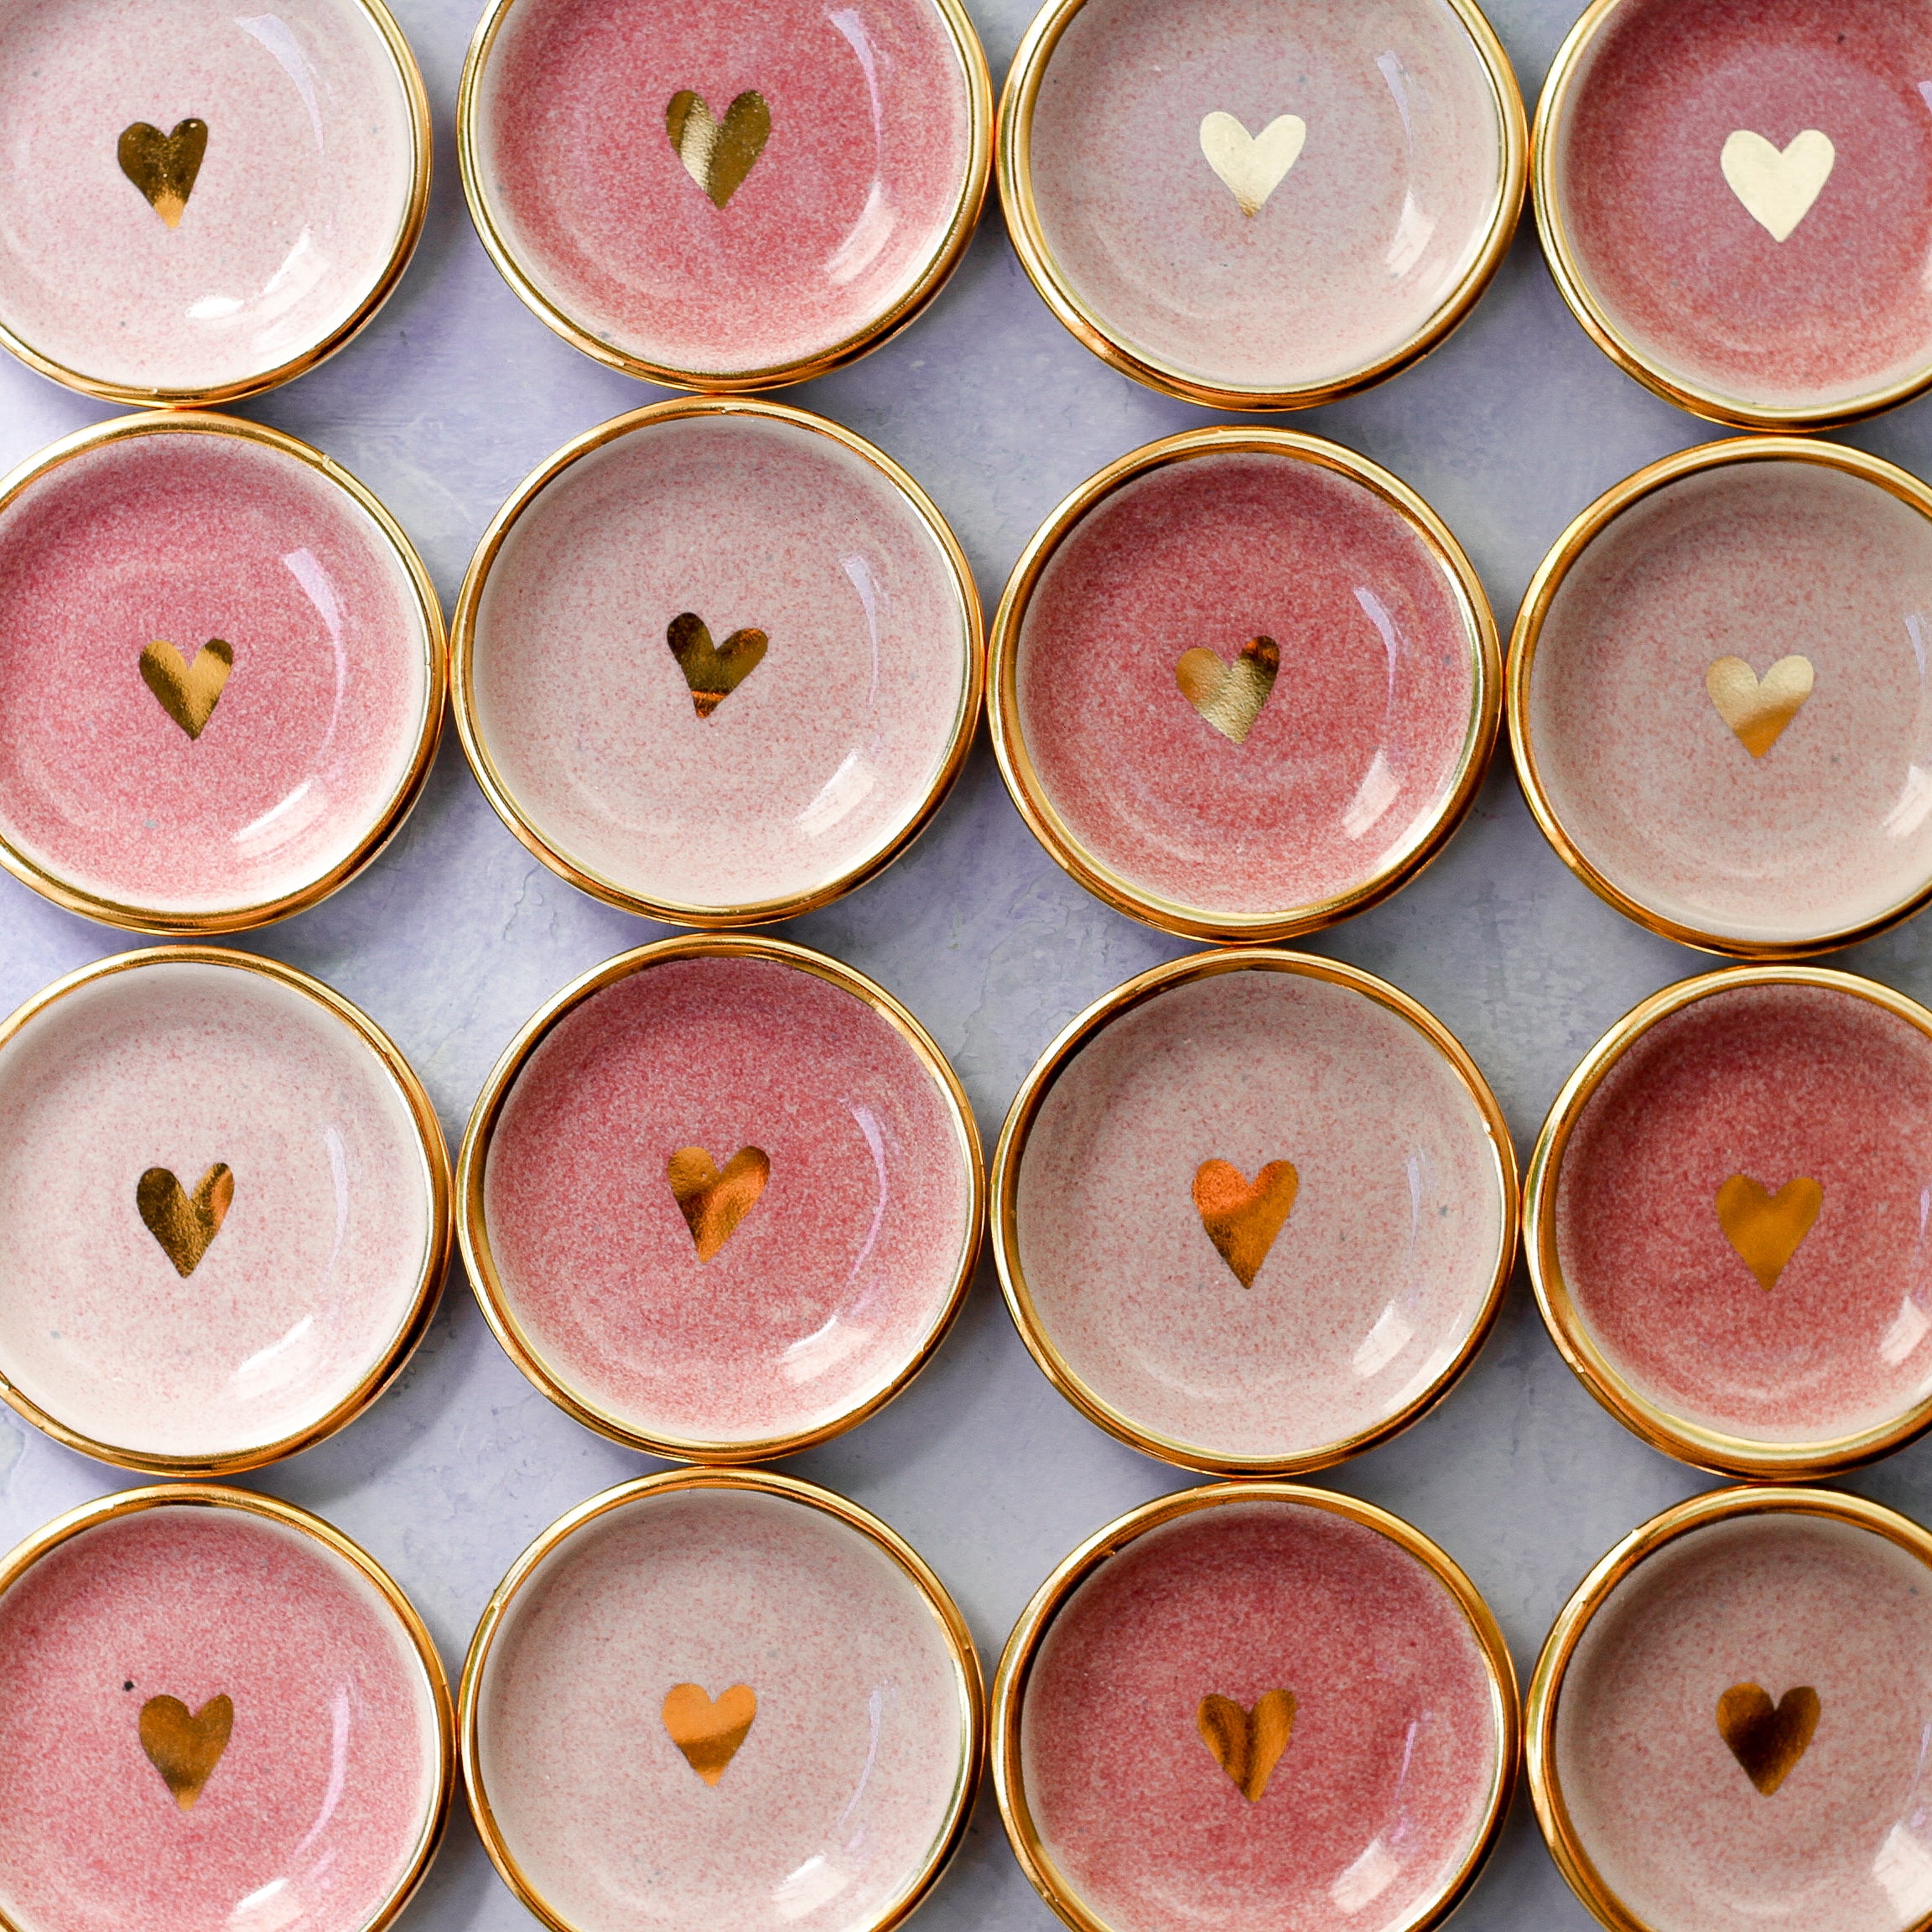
top-left (1193, 1158), bottom-right (1298, 1290)
top-left (666, 91), bottom-right (771, 209)
top-left (118, 118), bottom-right (208, 229)
top-left (1717, 1681), bottom-right (1818, 1795)
top-left (1198, 112), bottom-right (1306, 217)
top-left (1197, 1689), bottom-right (1296, 1802)
top-left (1721, 130), bottom-right (1834, 243)
top-left (1715, 1172), bottom-right (1820, 1291)
top-left (140, 639), bottom-right (232, 740)
top-left (137, 1164), bottom-right (234, 1279)
top-left (667, 613), bottom-right (767, 719)
top-left (139, 1693), bottom-right (233, 1809)
top-left (1706, 655), bottom-right (1812, 758)
top-left (667, 1145), bottom-right (769, 1261)
top-left (662, 1682), bottom-right (756, 1784)
top-left (1176, 636), bottom-right (1279, 745)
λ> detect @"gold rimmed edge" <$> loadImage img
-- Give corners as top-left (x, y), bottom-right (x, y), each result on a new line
top-left (987, 425), bottom-right (1503, 943)
top-left (1525, 1484), bottom-right (1932, 1932)
top-left (1508, 435), bottom-right (1932, 959)
top-left (455, 0), bottom-right (992, 392)
top-left (0, 945), bottom-right (453, 1477)
top-left (992, 1480), bottom-right (1521, 1932)
top-left (996, 0), bottom-right (1527, 412)
top-left (457, 1466), bottom-right (985, 1932)
top-left (1532, 0), bottom-right (1932, 434)
top-left (1526, 963), bottom-right (1932, 1480)
top-left (0, 412), bottom-right (448, 936)
top-left (990, 948), bottom-right (1519, 1476)
top-left (0, 1482), bottom-right (455, 1932)
top-left (449, 394), bottom-right (985, 929)
top-left (455, 932), bottom-right (986, 1463)
top-left (0, 0), bottom-right (430, 410)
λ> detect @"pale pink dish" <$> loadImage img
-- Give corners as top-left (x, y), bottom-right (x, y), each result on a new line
top-left (0, 420), bottom-right (439, 931)
top-left (0, 1497), bottom-right (445, 1932)
top-left (0, 0), bottom-right (423, 402)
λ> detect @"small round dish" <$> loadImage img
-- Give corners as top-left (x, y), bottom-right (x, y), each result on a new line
top-left (989, 427), bottom-right (1499, 943)
top-left (0, 0), bottom-right (428, 408)
top-left (1529, 965), bottom-right (1932, 1480)
top-left (458, 0), bottom-right (990, 391)
top-left (0, 413), bottom-right (444, 935)
top-left (993, 949), bottom-right (1516, 1476)
top-left (459, 934), bottom-right (982, 1462)
top-left (453, 398), bottom-right (981, 927)
top-left (1529, 1486), bottom-right (1932, 1932)
top-left (998, 0), bottom-right (1525, 411)
top-left (994, 1483), bottom-right (1518, 1932)
top-left (461, 1467), bottom-right (981, 1932)
top-left (0, 1484), bottom-right (453, 1932)
top-left (0, 947), bottom-right (450, 1477)
top-left (1511, 439), bottom-right (1932, 958)
top-left (1536, 0), bottom-right (1932, 431)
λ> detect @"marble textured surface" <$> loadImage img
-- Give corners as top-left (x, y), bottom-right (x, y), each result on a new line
top-left (12, 2), bottom-right (1932, 1925)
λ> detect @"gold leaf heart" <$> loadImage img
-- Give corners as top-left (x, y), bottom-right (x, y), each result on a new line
top-left (1721, 130), bottom-right (1835, 243)
top-left (1197, 1690), bottom-right (1296, 1802)
top-left (662, 1682), bottom-right (756, 1784)
top-left (1715, 1172), bottom-right (1821, 1291)
top-left (1176, 636), bottom-right (1279, 745)
top-left (1717, 1681), bottom-right (1818, 1796)
top-left (1198, 112), bottom-right (1306, 217)
top-left (1193, 1158), bottom-right (1298, 1290)
top-left (140, 639), bottom-right (233, 740)
top-left (137, 1164), bottom-right (234, 1279)
top-left (666, 91), bottom-right (771, 210)
top-left (118, 119), bottom-right (209, 229)
top-left (667, 1146), bottom-right (769, 1262)
top-left (666, 613), bottom-right (768, 719)
top-left (139, 1693), bottom-right (233, 1810)
top-left (1706, 654), bottom-right (1813, 758)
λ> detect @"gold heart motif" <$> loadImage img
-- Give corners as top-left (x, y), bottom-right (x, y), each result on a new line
top-left (137, 1164), bottom-right (234, 1279)
top-left (666, 91), bottom-right (771, 209)
top-left (1198, 112), bottom-right (1306, 217)
top-left (1176, 636), bottom-right (1279, 745)
top-left (1197, 1690), bottom-right (1296, 1803)
top-left (662, 1682), bottom-right (756, 1784)
top-left (1706, 654), bottom-right (1813, 759)
top-left (1722, 129), bottom-right (1835, 242)
top-left (667, 613), bottom-right (768, 719)
top-left (117, 119), bottom-right (209, 229)
top-left (1717, 1682), bottom-right (1819, 1796)
top-left (139, 1693), bottom-right (233, 1810)
top-left (1193, 1158), bottom-right (1299, 1290)
top-left (667, 1146), bottom-right (769, 1262)
top-left (1715, 1173), bottom-right (1821, 1291)
top-left (140, 639), bottom-right (233, 740)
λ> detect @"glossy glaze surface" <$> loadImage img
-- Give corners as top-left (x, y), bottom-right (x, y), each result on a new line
top-left (0, 959), bottom-right (437, 1462)
top-left (0, 0), bottom-right (417, 396)
top-left (473, 1485), bottom-right (969, 1932)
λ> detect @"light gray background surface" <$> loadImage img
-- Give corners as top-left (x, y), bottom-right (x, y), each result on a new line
top-left (3, 2), bottom-right (1929, 1924)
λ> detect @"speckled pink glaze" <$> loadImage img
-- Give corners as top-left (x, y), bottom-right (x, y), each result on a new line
top-left (1556, 982), bottom-right (1932, 1444)
top-left (1017, 449), bottom-right (1477, 919)
top-left (472, 0), bottom-right (973, 377)
top-left (1026, 0), bottom-right (1509, 392)
top-left (471, 411), bottom-right (971, 915)
top-left (475, 1485), bottom-right (969, 1932)
top-left (0, 958), bottom-right (437, 1461)
top-left (1015, 968), bottom-right (1506, 1462)
top-left (1557, 0), bottom-right (1932, 414)
top-left (0, 430), bottom-right (433, 919)
top-left (482, 953), bottom-right (973, 1446)
top-left (1555, 1511), bottom-right (1932, 1932)
top-left (0, 1504), bottom-right (439, 1932)
top-left (0, 0), bottom-right (417, 395)
top-left (1021, 1498), bottom-right (1501, 1932)
top-left (1529, 460), bottom-right (1932, 947)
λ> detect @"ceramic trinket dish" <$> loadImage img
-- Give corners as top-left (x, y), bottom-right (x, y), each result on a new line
top-left (460, 1467), bottom-right (981, 1932)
